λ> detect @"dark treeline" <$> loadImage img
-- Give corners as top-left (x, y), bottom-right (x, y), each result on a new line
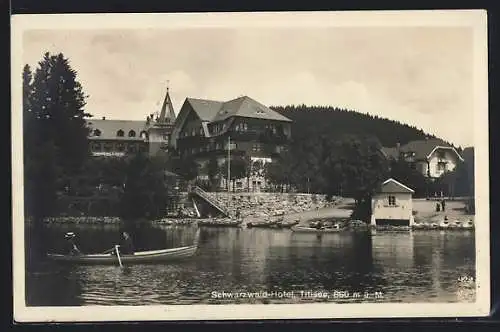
top-left (271, 105), bottom-right (436, 148)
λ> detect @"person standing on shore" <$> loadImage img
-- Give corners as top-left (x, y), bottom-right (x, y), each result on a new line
top-left (441, 199), bottom-right (446, 212)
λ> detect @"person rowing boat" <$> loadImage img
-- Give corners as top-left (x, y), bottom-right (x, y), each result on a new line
top-left (64, 232), bottom-right (82, 256)
top-left (119, 231), bottom-right (135, 255)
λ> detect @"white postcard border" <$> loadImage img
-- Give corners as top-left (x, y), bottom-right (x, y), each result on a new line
top-left (11, 10), bottom-right (490, 322)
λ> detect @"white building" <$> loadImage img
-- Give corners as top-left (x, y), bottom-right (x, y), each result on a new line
top-left (382, 138), bottom-right (464, 179)
top-left (371, 178), bottom-right (415, 227)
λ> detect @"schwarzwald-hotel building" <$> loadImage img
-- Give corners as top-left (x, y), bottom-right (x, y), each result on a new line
top-left (87, 89), bottom-right (292, 189)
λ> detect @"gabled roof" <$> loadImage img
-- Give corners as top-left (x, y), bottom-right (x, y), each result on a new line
top-left (186, 98), bottom-right (224, 121)
top-left (378, 178), bottom-right (415, 194)
top-left (86, 119), bottom-right (148, 141)
top-left (212, 96), bottom-right (292, 123)
top-left (382, 138), bottom-right (463, 161)
top-left (184, 95), bottom-right (292, 123)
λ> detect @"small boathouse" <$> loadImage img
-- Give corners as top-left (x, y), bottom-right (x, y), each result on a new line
top-left (370, 178), bottom-right (415, 227)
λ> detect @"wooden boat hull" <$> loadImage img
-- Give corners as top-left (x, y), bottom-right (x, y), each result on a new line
top-left (47, 245), bottom-right (198, 265)
top-left (291, 226), bottom-right (343, 233)
top-left (198, 219), bottom-right (243, 228)
top-left (247, 222), bottom-right (298, 229)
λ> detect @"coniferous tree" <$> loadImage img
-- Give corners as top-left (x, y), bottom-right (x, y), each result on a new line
top-left (23, 53), bottom-right (91, 223)
top-left (29, 53), bottom-right (91, 174)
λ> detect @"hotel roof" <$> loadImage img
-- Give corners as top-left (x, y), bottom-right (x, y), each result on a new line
top-left (185, 95), bottom-right (292, 123)
top-left (86, 119), bottom-right (148, 141)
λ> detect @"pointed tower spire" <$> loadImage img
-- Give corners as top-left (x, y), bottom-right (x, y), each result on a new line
top-left (158, 81), bottom-right (176, 124)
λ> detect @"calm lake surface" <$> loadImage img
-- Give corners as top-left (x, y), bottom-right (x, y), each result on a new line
top-left (25, 223), bottom-right (476, 306)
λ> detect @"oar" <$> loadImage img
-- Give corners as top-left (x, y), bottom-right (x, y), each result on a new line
top-left (115, 245), bottom-right (123, 268)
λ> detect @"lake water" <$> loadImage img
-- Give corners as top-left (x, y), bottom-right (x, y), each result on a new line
top-left (24, 223), bottom-right (476, 306)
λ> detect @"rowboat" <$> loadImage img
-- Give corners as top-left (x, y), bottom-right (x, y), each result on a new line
top-left (47, 229), bottom-right (200, 265)
top-left (461, 220), bottom-right (474, 229)
top-left (439, 220), bottom-right (450, 229)
top-left (246, 220), bottom-right (299, 229)
top-left (197, 218), bottom-right (243, 228)
top-left (291, 224), bottom-right (343, 233)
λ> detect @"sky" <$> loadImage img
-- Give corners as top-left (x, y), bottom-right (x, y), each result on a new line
top-left (22, 26), bottom-right (475, 147)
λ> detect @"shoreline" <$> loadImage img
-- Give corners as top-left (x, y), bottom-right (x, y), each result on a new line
top-left (26, 216), bottom-right (475, 232)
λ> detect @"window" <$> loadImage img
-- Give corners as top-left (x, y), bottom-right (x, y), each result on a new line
top-left (388, 196), bottom-right (396, 206)
top-left (91, 142), bottom-right (101, 152)
top-left (116, 143), bottom-right (125, 152)
top-left (252, 143), bottom-right (262, 152)
top-left (128, 130), bottom-right (136, 137)
top-left (93, 129), bottom-right (101, 137)
top-left (140, 131), bottom-right (148, 139)
top-left (103, 142), bottom-right (113, 152)
top-left (116, 129), bottom-right (124, 137)
top-left (437, 150), bottom-right (446, 159)
top-left (128, 144), bottom-right (137, 153)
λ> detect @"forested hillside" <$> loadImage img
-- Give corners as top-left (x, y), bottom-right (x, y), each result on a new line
top-left (271, 105), bottom-right (437, 148)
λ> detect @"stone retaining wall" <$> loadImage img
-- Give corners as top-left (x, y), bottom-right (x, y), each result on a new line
top-left (204, 192), bottom-right (340, 219)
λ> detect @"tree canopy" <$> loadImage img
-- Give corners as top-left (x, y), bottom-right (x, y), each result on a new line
top-left (23, 53), bottom-right (91, 221)
top-left (271, 104), bottom-right (435, 148)
top-left (119, 152), bottom-right (170, 222)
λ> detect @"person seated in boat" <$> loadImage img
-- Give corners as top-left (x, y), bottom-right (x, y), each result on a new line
top-left (64, 232), bottom-right (82, 256)
top-left (315, 220), bottom-right (325, 230)
top-left (119, 231), bottom-right (135, 255)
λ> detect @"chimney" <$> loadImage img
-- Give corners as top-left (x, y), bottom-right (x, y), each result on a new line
top-left (102, 116), bottom-right (106, 120)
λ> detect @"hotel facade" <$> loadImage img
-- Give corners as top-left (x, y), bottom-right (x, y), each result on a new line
top-left (170, 95), bottom-right (293, 191)
top-left (84, 91), bottom-right (293, 192)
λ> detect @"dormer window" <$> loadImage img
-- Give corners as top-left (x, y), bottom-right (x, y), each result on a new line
top-left (128, 130), bottom-right (136, 137)
top-left (93, 129), bottom-right (101, 137)
top-left (256, 108), bottom-right (266, 114)
top-left (116, 130), bottom-right (124, 137)
top-left (140, 131), bottom-right (148, 139)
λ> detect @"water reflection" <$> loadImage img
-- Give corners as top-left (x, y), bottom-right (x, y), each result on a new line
top-left (25, 224), bottom-right (476, 305)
